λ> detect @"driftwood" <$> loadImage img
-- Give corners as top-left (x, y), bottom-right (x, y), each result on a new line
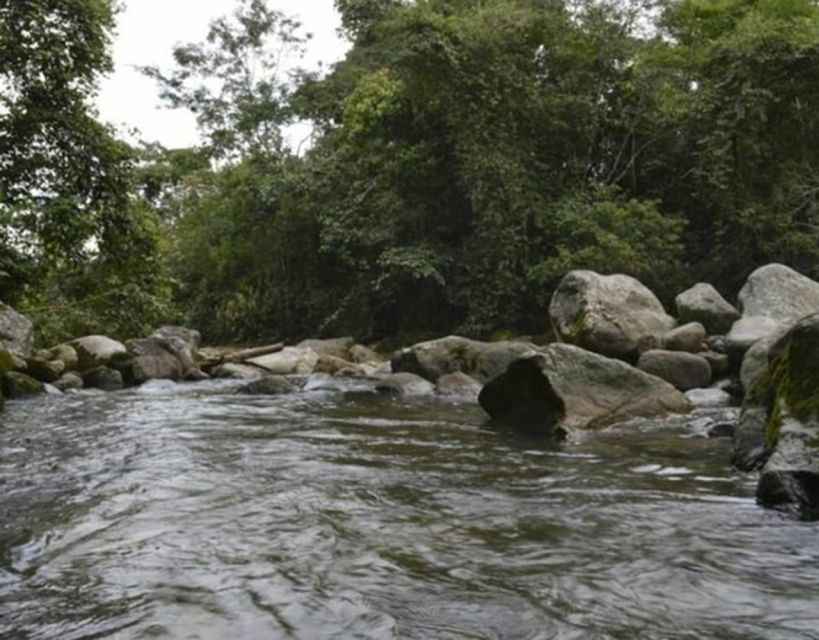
top-left (224, 342), bottom-right (284, 363)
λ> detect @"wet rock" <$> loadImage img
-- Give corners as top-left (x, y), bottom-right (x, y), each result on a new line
top-left (212, 363), bottom-right (267, 380)
top-left (236, 376), bottom-right (296, 395)
top-left (375, 373), bottom-right (435, 396)
top-left (2, 372), bottom-right (45, 398)
top-left (549, 270), bottom-right (676, 362)
top-left (81, 366), bottom-right (123, 391)
top-left (0, 349), bottom-right (15, 377)
top-left (435, 372), bottom-right (482, 398)
top-left (53, 372), bottom-right (84, 392)
top-left (248, 347), bottom-right (319, 375)
top-left (739, 325), bottom-right (789, 396)
top-left (637, 350), bottom-right (712, 391)
top-left (72, 335), bottom-right (127, 371)
top-left (26, 357), bottom-right (65, 383)
top-left (675, 283), bottom-right (740, 335)
top-left (662, 322), bottom-right (707, 353)
top-left (49, 344), bottom-right (79, 371)
top-left (708, 422), bottom-right (736, 439)
top-left (392, 335), bottom-right (536, 383)
top-left (479, 344), bottom-right (691, 433)
top-left (752, 313), bottom-right (819, 517)
top-left (0, 302), bottom-right (33, 356)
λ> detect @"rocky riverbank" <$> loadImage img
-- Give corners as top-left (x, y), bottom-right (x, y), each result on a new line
top-left (2, 263), bottom-right (819, 519)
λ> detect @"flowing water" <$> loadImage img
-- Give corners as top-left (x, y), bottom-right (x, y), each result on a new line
top-left (1, 379), bottom-right (818, 640)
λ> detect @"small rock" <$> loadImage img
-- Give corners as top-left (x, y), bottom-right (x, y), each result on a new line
top-left (25, 357), bottom-right (65, 383)
top-left (184, 368), bottom-right (210, 382)
top-left (212, 363), bottom-right (267, 380)
top-left (248, 347), bottom-right (319, 375)
top-left (638, 350), bottom-right (712, 391)
top-left (662, 322), bottom-right (707, 353)
top-left (49, 344), bottom-right (79, 370)
top-left (435, 372), bottom-right (482, 398)
top-left (699, 351), bottom-right (730, 378)
top-left (53, 372), bottom-right (84, 392)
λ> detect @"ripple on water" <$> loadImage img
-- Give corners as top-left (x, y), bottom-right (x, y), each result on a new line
top-left (1, 387), bottom-right (818, 639)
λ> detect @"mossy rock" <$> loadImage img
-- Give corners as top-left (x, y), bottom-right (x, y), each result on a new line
top-left (0, 349), bottom-right (15, 377)
top-left (2, 372), bottom-right (45, 399)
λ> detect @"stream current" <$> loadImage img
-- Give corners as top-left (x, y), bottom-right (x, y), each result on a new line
top-left (1, 378), bottom-right (818, 639)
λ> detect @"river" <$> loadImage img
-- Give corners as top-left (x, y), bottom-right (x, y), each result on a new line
top-left (1, 379), bottom-right (818, 639)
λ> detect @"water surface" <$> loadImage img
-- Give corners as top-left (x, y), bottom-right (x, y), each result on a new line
top-left (1, 380), bottom-right (817, 639)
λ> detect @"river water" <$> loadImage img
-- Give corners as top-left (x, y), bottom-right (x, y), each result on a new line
top-left (1, 379), bottom-right (817, 639)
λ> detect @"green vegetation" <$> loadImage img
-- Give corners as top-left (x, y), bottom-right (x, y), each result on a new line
top-left (4, 0), bottom-right (819, 345)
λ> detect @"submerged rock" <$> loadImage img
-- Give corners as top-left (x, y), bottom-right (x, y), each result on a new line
top-left (2, 372), bottom-right (45, 398)
top-left (479, 344), bottom-right (691, 433)
top-left (236, 376), bottom-right (296, 395)
top-left (391, 335), bottom-right (536, 383)
top-left (675, 283), bottom-right (739, 335)
top-left (0, 302), bottom-right (33, 356)
top-left (375, 373), bottom-right (435, 396)
top-left (549, 270), bottom-right (676, 362)
top-left (637, 350), bottom-right (712, 391)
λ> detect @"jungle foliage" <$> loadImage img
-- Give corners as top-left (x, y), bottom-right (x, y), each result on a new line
top-left (5, 0), bottom-right (819, 344)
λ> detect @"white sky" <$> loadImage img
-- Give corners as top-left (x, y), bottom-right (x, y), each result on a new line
top-left (97, 0), bottom-right (349, 149)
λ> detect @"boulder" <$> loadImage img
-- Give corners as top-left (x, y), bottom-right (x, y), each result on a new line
top-left (152, 326), bottom-right (201, 350)
top-left (0, 302), bottom-right (33, 356)
top-left (727, 264), bottom-right (819, 358)
top-left (25, 357), bottom-right (65, 383)
top-left (72, 335), bottom-right (127, 371)
top-left (81, 366), bottom-right (124, 391)
top-left (733, 406), bottom-right (771, 472)
top-left (49, 344), bottom-right (79, 371)
top-left (248, 347), bottom-right (319, 375)
top-left (637, 350), bottom-right (712, 391)
top-left (751, 313), bottom-right (819, 517)
top-left (662, 322), bottom-right (707, 353)
top-left (739, 325), bottom-right (789, 395)
top-left (435, 372), bottom-right (482, 398)
top-left (53, 372), bottom-right (84, 392)
top-left (375, 373), bottom-right (435, 396)
top-left (549, 270), bottom-right (676, 362)
top-left (236, 376), bottom-right (296, 395)
top-left (479, 344), bottom-right (691, 433)
top-left (392, 336), bottom-right (536, 383)
top-left (297, 337), bottom-right (354, 361)
top-left (2, 372), bottom-right (45, 398)
top-left (126, 337), bottom-right (184, 383)
top-left (675, 284), bottom-right (740, 335)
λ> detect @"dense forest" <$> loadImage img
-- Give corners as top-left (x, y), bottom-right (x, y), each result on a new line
top-left (3, 0), bottom-right (819, 346)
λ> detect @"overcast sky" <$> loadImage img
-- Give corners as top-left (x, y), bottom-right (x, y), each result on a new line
top-left (97, 0), bottom-right (348, 149)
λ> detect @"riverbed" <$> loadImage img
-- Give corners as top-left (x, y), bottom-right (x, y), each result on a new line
top-left (1, 379), bottom-right (818, 639)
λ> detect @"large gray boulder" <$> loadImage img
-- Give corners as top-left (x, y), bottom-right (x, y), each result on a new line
top-left (392, 336), bottom-right (537, 383)
top-left (549, 270), bottom-right (676, 362)
top-left (637, 350), bottom-right (712, 391)
top-left (748, 313), bottom-right (819, 518)
top-left (479, 344), bottom-right (691, 433)
top-left (126, 337), bottom-right (185, 383)
top-left (739, 325), bottom-right (789, 395)
top-left (727, 264), bottom-right (819, 358)
top-left (0, 302), bottom-right (33, 356)
top-left (72, 335), bottom-right (127, 371)
top-left (675, 283), bottom-right (739, 335)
